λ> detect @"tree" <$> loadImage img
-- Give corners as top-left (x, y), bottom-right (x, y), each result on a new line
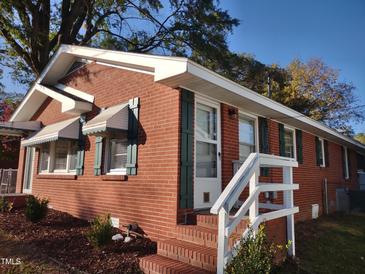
top-left (355, 133), bottom-right (365, 144)
top-left (281, 59), bottom-right (362, 135)
top-left (0, 0), bottom-right (238, 85)
top-left (215, 55), bottom-right (363, 134)
top-left (0, 74), bottom-right (23, 163)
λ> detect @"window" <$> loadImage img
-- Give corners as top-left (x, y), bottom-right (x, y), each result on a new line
top-left (106, 138), bottom-right (128, 174)
top-left (54, 141), bottom-right (68, 171)
top-left (39, 140), bottom-right (78, 174)
top-left (284, 127), bottom-right (295, 159)
top-left (316, 137), bottom-right (325, 167)
top-left (344, 146), bottom-right (350, 179)
top-left (239, 115), bottom-right (256, 162)
top-left (196, 103), bottom-right (218, 178)
top-left (39, 143), bottom-right (50, 172)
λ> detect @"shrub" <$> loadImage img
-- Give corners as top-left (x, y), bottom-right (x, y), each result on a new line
top-left (87, 214), bottom-right (113, 247)
top-left (25, 196), bottom-right (49, 222)
top-left (0, 197), bottom-right (13, 212)
top-left (225, 224), bottom-right (280, 274)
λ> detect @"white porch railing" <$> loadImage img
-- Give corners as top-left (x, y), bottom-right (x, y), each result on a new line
top-left (210, 153), bottom-right (299, 274)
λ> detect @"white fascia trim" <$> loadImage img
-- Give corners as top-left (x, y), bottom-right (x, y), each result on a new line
top-left (35, 84), bottom-right (92, 114)
top-left (55, 83), bottom-right (94, 103)
top-left (182, 60), bottom-right (365, 152)
top-left (10, 84), bottom-right (37, 122)
top-left (10, 49), bottom-right (66, 122)
top-left (61, 44), bottom-right (189, 80)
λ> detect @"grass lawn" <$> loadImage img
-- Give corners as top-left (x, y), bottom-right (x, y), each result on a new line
top-left (276, 213), bottom-right (365, 274)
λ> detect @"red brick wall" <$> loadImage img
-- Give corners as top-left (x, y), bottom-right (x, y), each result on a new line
top-left (221, 104), bottom-right (239, 189)
top-left (218, 109), bottom-right (358, 222)
top-left (20, 63), bottom-right (181, 240)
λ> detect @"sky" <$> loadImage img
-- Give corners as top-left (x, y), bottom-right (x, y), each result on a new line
top-left (1, 0), bottom-right (364, 132)
top-left (220, 0), bottom-right (365, 133)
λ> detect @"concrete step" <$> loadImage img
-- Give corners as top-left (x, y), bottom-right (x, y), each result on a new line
top-left (139, 254), bottom-right (214, 274)
top-left (157, 238), bottom-right (217, 272)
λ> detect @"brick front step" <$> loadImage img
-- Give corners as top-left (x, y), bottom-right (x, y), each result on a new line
top-left (176, 225), bottom-right (240, 249)
top-left (157, 238), bottom-right (217, 272)
top-left (139, 254), bottom-right (214, 274)
top-left (196, 213), bottom-right (249, 233)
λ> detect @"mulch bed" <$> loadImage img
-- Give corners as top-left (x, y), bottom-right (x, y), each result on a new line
top-left (0, 208), bottom-right (156, 273)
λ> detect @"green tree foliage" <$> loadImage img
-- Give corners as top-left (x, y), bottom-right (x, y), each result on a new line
top-left (355, 133), bottom-right (365, 144)
top-left (0, 0), bottom-right (238, 84)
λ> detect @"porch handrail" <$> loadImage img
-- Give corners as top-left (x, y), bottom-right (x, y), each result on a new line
top-left (211, 153), bottom-right (259, 214)
top-left (210, 153), bottom-right (299, 274)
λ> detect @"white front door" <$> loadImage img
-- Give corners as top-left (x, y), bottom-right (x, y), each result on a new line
top-left (23, 147), bottom-right (35, 194)
top-left (194, 97), bottom-right (221, 209)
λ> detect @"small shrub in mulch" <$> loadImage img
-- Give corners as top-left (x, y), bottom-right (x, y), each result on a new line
top-left (0, 197), bottom-right (13, 212)
top-left (0, 208), bottom-right (156, 273)
top-left (25, 196), bottom-right (49, 222)
top-left (87, 214), bottom-right (113, 248)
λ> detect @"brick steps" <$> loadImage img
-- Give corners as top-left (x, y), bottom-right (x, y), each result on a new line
top-left (139, 255), bottom-right (214, 274)
top-left (197, 213), bottom-right (249, 233)
top-left (139, 213), bottom-right (249, 273)
top-left (158, 238), bottom-right (217, 272)
top-left (176, 225), bottom-right (240, 249)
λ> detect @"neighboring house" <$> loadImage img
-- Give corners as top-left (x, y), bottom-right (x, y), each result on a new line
top-left (0, 45), bottom-right (364, 273)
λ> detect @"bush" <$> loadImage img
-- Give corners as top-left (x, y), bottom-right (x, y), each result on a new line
top-left (225, 224), bottom-right (281, 274)
top-left (0, 197), bottom-right (13, 212)
top-left (25, 196), bottom-right (49, 222)
top-left (87, 214), bottom-right (113, 247)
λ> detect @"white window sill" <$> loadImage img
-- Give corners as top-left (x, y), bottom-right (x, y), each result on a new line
top-left (106, 172), bottom-right (127, 176)
top-left (39, 172), bottom-right (77, 176)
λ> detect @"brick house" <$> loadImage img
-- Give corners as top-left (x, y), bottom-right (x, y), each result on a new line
top-left (1, 45), bottom-right (364, 273)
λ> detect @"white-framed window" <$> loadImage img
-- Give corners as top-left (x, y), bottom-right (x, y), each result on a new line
top-left (318, 138), bottom-right (325, 167)
top-left (284, 126), bottom-right (296, 159)
top-left (39, 140), bottom-right (78, 174)
top-left (343, 146), bottom-right (350, 179)
top-left (39, 143), bottom-right (50, 172)
top-left (239, 114), bottom-right (257, 162)
top-left (105, 137), bottom-right (128, 174)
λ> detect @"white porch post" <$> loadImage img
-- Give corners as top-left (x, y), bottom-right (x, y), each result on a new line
top-left (217, 207), bottom-right (229, 274)
top-left (283, 166), bottom-right (295, 256)
top-left (249, 166), bottom-right (259, 232)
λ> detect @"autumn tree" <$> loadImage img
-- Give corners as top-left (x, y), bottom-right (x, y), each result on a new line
top-left (355, 133), bottom-right (365, 145)
top-left (0, 89), bottom-right (22, 164)
top-left (0, 0), bottom-right (238, 85)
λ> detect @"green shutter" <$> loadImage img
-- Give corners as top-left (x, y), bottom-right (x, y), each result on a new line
top-left (341, 146), bottom-right (346, 178)
top-left (126, 97), bottom-right (140, 175)
top-left (295, 129), bottom-right (303, 164)
top-left (278, 123), bottom-right (285, 157)
top-left (76, 116), bottom-right (86, 175)
top-left (315, 137), bottom-right (321, 166)
top-left (357, 153), bottom-right (365, 170)
top-left (76, 137), bottom-right (85, 175)
top-left (258, 117), bottom-right (269, 154)
top-left (94, 136), bottom-right (103, 176)
top-left (324, 140), bottom-right (329, 167)
top-left (347, 149), bottom-right (351, 178)
top-left (258, 117), bottom-right (270, 177)
top-left (180, 90), bottom-right (194, 208)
